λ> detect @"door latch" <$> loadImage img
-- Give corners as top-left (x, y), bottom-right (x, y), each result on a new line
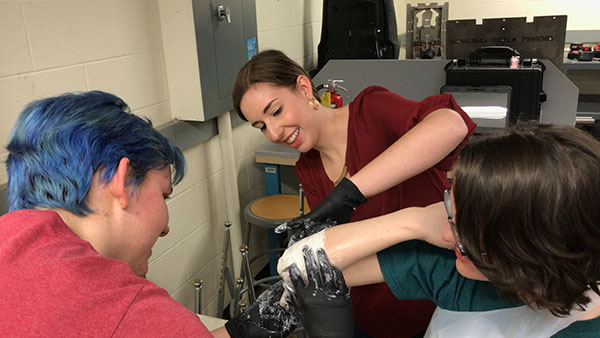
top-left (216, 4), bottom-right (231, 23)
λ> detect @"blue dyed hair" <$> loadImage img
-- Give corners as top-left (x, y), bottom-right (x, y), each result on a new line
top-left (6, 91), bottom-right (185, 216)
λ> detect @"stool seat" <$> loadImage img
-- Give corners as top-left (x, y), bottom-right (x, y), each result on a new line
top-left (236, 191), bottom-right (311, 336)
top-left (245, 194), bottom-right (309, 229)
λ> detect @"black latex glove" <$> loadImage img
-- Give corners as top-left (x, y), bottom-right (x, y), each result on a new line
top-left (225, 280), bottom-right (299, 338)
top-left (286, 246), bottom-right (353, 338)
top-left (275, 177), bottom-right (366, 235)
top-left (286, 218), bottom-right (337, 247)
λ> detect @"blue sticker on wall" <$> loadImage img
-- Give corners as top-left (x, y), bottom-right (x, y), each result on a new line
top-left (247, 37), bottom-right (257, 60)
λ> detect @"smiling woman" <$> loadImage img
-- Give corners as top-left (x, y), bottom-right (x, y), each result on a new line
top-left (233, 49), bottom-right (477, 337)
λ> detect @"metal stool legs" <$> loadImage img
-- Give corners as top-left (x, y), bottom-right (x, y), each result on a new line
top-left (193, 279), bottom-right (203, 314)
top-left (240, 245), bottom-right (257, 303)
top-left (233, 244), bottom-right (284, 315)
top-left (233, 185), bottom-right (309, 315)
top-left (216, 222), bottom-right (235, 318)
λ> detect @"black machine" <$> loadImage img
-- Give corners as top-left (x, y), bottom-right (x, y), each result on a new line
top-left (317, 0), bottom-right (398, 71)
top-left (445, 46), bottom-right (546, 125)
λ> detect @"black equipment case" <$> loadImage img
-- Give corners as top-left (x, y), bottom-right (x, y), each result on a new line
top-left (445, 46), bottom-right (546, 125)
top-left (317, 0), bottom-right (396, 70)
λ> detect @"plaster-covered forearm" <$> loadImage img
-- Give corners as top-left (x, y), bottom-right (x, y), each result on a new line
top-left (277, 203), bottom-right (449, 291)
top-left (350, 108), bottom-right (468, 198)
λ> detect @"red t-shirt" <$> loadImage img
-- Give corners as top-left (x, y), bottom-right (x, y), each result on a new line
top-left (0, 209), bottom-right (212, 337)
top-left (295, 86), bottom-right (476, 337)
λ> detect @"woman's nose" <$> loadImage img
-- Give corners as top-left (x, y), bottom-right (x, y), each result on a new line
top-left (266, 123), bottom-right (284, 142)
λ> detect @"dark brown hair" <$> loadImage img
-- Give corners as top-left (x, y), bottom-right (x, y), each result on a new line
top-left (232, 50), bottom-right (318, 121)
top-left (454, 123), bottom-right (600, 316)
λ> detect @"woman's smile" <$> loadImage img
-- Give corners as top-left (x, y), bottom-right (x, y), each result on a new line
top-left (284, 128), bottom-right (300, 145)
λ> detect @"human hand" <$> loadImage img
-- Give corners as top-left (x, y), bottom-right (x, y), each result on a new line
top-left (286, 218), bottom-right (336, 247)
top-left (274, 177), bottom-right (366, 235)
top-left (225, 280), bottom-right (299, 338)
top-left (285, 246), bottom-right (353, 338)
top-left (277, 228), bottom-right (327, 292)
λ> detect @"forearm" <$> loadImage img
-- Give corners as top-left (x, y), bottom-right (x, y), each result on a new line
top-left (322, 208), bottom-right (420, 270)
top-left (350, 108), bottom-right (468, 198)
top-left (342, 254), bottom-right (385, 287)
top-left (322, 202), bottom-right (450, 271)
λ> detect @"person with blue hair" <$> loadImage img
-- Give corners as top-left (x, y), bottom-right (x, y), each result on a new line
top-left (0, 90), bottom-right (215, 336)
top-left (0, 90), bottom-right (351, 338)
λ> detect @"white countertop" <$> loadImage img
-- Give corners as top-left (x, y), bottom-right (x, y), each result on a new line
top-left (198, 314), bottom-right (227, 331)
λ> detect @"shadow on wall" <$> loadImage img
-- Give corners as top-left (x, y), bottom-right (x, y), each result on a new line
top-left (1, 185), bottom-right (8, 217)
top-left (303, 0), bottom-right (316, 72)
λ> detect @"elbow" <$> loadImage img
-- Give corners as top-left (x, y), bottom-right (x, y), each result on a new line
top-left (437, 108), bottom-right (469, 143)
top-left (453, 114), bottom-right (469, 141)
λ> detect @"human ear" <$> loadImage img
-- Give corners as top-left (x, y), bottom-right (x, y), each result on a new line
top-left (109, 157), bottom-right (131, 209)
top-left (295, 75), bottom-right (314, 99)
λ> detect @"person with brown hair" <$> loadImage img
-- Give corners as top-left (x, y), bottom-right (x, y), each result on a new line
top-left (280, 123), bottom-right (600, 337)
top-left (233, 49), bottom-right (476, 337)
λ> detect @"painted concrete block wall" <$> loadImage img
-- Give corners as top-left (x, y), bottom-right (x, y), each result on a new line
top-left (0, 0), bottom-right (322, 317)
top-left (256, 0), bottom-right (322, 70)
top-left (442, 0), bottom-right (600, 29)
top-left (0, 0), bottom-right (170, 186)
top-left (398, 0), bottom-right (600, 31)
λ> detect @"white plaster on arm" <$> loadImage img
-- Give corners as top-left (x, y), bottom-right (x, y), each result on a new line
top-left (276, 204), bottom-right (450, 305)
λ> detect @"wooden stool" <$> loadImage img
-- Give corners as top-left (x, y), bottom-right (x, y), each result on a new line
top-left (244, 194), bottom-right (308, 238)
top-left (235, 193), bottom-right (309, 314)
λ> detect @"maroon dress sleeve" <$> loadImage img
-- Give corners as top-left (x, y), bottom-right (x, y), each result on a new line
top-left (351, 86), bottom-right (476, 172)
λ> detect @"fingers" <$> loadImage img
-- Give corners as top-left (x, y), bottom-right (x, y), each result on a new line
top-left (286, 264), bottom-right (304, 312)
top-left (288, 264), bottom-right (305, 289)
top-left (332, 264), bottom-right (349, 295)
top-left (302, 246), bottom-right (321, 289)
top-left (282, 280), bottom-right (298, 310)
top-left (282, 280), bottom-right (295, 296)
top-left (274, 221), bottom-right (292, 234)
top-left (260, 280), bottom-right (284, 301)
top-left (315, 248), bottom-right (336, 295)
top-left (275, 215), bottom-right (310, 234)
top-left (316, 248), bottom-right (349, 295)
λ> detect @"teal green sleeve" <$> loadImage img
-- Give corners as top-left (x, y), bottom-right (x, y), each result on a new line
top-left (377, 240), bottom-right (517, 312)
top-left (377, 241), bottom-right (600, 336)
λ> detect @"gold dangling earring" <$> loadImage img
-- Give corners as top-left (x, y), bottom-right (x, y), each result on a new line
top-left (309, 97), bottom-right (320, 110)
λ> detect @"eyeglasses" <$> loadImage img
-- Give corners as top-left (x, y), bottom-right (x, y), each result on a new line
top-left (444, 188), bottom-right (468, 258)
top-left (443, 188), bottom-right (490, 263)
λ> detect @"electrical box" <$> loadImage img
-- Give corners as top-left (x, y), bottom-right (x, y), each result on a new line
top-left (159, 0), bottom-right (258, 121)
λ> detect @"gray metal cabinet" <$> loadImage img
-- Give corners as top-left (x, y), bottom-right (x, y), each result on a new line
top-left (160, 0), bottom-right (257, 121)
